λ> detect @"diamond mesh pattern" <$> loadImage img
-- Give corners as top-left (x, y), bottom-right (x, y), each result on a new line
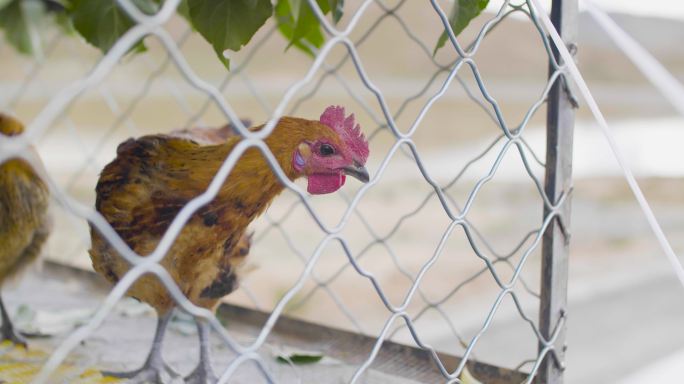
top-left (0, 1), bottom-right (574, 383)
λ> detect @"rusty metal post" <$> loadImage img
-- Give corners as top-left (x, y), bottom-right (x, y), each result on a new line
top-left (539, 0), bottom-right (578, 383)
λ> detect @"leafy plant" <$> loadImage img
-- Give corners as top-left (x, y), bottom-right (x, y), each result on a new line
top-left (434, 0), bottom-right (490, 55)
top-left (186, 0), bottom-right (273, 67)
top-left (70, 0), bottom-right (159, 54)
top-left (0, 0), bottom-right (47, 56)
top-left (0, 0), bottom-right (490, 67)
top-left (0, 0), bottom-right (345, 68)
top-left (275, 0), bottom-right (342, 57)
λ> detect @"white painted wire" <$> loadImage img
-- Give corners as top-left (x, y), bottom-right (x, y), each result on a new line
top-left (0, 0), bottom-right (578, 382)
top-left (529, 0), bottom-right (684, 290)
top-left (582, 0), bottom-right (684, 116)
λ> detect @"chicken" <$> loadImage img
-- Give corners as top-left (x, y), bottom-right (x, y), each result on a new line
top-left (0, 113), bottom-right (50, 348)
top-left (170, 119), bottom-right (257, 293)
top-left (170, 120), bottom-right (255, 383)
top-left (89, 106), bottom-right (370, 383)
top-left (169, 119), bottom-right (251, 145)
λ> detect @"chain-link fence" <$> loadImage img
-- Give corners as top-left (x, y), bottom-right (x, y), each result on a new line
top-left (0, 0), bottom-right (578, 383)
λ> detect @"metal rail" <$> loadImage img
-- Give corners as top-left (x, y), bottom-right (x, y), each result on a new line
top-left (538, 0), bottom-right (577, 382)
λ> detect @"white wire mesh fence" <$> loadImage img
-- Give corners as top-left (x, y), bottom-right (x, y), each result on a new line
top-left (0, 0), bottom-right (576, 383)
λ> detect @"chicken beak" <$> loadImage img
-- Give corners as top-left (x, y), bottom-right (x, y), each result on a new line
top-left (342, 161), bottom-right (370, 183)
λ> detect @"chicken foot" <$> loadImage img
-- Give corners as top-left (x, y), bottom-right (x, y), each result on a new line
top-left (0, 294), bottom-right (26, 348)
top-left (102, 312), bottom-right (179, 384)
top-left (185, 318), bottom-right (218, 384)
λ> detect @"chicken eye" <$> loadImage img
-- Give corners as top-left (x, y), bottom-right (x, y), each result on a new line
top-left (319, 143), bottom-right (335, 156)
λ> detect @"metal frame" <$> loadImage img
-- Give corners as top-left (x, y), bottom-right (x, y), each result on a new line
top-left (539, 0), bottom-right (578, 383)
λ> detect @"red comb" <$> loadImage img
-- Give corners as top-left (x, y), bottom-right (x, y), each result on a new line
top-left (319, 106), bottom-right (369, 163)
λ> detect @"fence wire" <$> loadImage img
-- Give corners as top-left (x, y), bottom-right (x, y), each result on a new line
top-left (0, 0), bottom-right (576, 383)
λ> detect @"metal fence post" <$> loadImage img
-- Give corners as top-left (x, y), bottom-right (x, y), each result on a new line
top-left (539, 0), bottom-right (578, 383)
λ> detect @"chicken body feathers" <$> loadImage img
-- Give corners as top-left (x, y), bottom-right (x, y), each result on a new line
top-left (0, 114), bottom-right (50, 286)
top-left (0, 159), bottom-right (50, 284)
top-left (90, 117), bottom-right (339, 313)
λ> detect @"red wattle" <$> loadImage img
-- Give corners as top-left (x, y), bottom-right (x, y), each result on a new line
top-left (307, 173), bottom-right (346, 194)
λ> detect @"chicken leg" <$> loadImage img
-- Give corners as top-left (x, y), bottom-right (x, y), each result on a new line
top-left (185, 318), bottom-right (218, 384)
top-left (103, 311), bottom-right (179, 383)
top-left (0, 294), bottom-right (26, 347)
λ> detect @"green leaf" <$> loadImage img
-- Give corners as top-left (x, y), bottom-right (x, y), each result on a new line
top-left (175, 0), bottom-right (190, 22)
top-left (54, 11), bottom-right (75, 35)
top-left (70, 0), bottom-right (159, 54)
top-left (314, 0), bottom-right (330, 14)
top-left (0, 0), bottom-right (46, 56)
top-left (276, 350), bottom-right (324, 365)
top-left (151, 0), bottom-right (190, 23)
top-left (433, 0), bottom-right (489, 55)
top-left (0, 0), bottom-right (13, 11)
top-left (328, 0), bottom-right (343, 23)
top-left (291, 0), bottom-right (326, 42)
top-left (275, 0), bottom-right (330, 57)
top-left (186, 0), bottom-right (273, 69)
top-left (44, 0), bottom-right (70, 12)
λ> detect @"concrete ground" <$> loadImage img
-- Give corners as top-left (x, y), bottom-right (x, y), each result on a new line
top-left (0, 265), bottom-right (444, 384)
top-left (3, 243), bottom-right (684, 384)
top-left (468, 264), bottom-right (684, 384)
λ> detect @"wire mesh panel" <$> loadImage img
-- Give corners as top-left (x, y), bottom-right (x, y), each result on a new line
top-left (0, 0), bottom-right (575, 383)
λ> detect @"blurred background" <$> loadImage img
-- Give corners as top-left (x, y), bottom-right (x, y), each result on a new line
top-left (1, 0), bottom-right (683, 383)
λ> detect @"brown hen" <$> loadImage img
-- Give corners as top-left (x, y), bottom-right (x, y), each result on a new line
top-left (0, 113), bottom-right (50, 348)
top-left (90, 106), bottom-right (369, 383)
